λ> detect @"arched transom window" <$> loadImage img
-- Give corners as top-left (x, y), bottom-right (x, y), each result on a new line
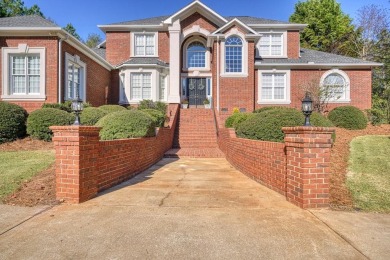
top-left (322, 72), bottom-right (349, 101)
top-left (225, 36), bottom-right (243, 73)
top-left (187, 41), bottom-right (206, 68)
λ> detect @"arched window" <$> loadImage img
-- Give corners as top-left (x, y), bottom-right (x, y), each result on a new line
top-left (321, 70), bottom-right (350, 101)
top-left (187, 41), bottom-right (206, 68)
top-left (225, 36), bottom-right (243, 73)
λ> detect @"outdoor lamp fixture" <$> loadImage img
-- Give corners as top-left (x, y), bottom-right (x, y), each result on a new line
top-left (302, 92), bottom-right (313, 126)
top-left (71, 98), bottom-right (83, 125)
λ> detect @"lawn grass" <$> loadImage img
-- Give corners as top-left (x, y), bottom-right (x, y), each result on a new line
top-left (347, 135), bottom-right (390, 213)
top-left (0, 150), bottom-right (55, 202)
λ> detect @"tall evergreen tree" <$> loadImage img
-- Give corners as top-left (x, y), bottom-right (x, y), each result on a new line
top-left (0, 0), bottom-right (43, 17)
top-left (85, 33), bottom-right (102, 48)
top-left (63, 23), bottom-right (82, 41)
top-left (289, 0), bottom-right (354, 55)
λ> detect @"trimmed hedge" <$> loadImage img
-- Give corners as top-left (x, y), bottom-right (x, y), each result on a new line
top-left (225, 113), bottom-right (254, 128)
top-left (236, 108), bottom-right (304, 142)
top-left (98, 105), bottom-right (126, 114)
top-left (140, 109), bottom-right (166, 127)
top-left (328, 106), bottom-right (368, 130)
top-left (95, 110), bottom-right (155, 140)
top-left (0, 102), bottom-right (28, 144)
top-left (253, 106), bottom-right (289, 114)
top-left (42, 100), bottom-right (91, 113)
top-left (80, 107), bottom-right (107, 126)
top-left (138, 99), bottom-right (167, 114)
top-left (27, 108), bottom-right (74, 141)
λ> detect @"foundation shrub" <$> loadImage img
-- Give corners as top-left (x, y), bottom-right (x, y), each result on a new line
top-left (98, 105), bottom-right (126, 114)
top-left (42, 100), bottom-right (91, 113)
top-left (95, 110), bottom-right (155, 140)
top-left (328, 106), bottom-right (368, 130)
top-left (138, 99), bottom-right (167, 114)
top-left (27, 108), bottom-right (74, 141)
top-left (225, 113), bottom-right (254, 128)
top-left (365, 108), bottom-right (385, 126)
top-left (0, 102), bottom-right (28, 144)
top-left (140, 109), bottom-right (165, 127)
top-left (253, 106), bottom-right (290, 114)
top-left (80, 107), bottom-right (108, 126)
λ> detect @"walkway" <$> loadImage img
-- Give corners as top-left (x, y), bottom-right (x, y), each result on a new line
top-left (0, 158), bottom-right (387, 259)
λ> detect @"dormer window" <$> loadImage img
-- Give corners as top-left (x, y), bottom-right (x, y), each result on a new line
top-left (134, 34), bottom-right (156, 56)
top-left (259, 33), bottom-right (283, 56)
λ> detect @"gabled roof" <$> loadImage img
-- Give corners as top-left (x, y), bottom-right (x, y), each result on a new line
top-left (117, 57), bottom-right (169, 69)
top-left (225, 16), bottom-right (291, 25)
top-left (107, 16), bottom-right (169, 26)
top-left (255, 48), bottom-right (382, 68)
top-left (0, 15), bottom-right (60, 29)
top-left (212, 18), bottom-right (259, 35)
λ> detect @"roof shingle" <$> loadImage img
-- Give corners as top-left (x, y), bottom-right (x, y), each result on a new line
top-left (118, 57), bottom-right (169, 67)
top-left (0, 15), bottom-right (59, 28)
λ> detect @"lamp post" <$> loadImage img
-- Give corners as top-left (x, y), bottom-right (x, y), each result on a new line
top-left (71, 97), bottom-right (83, 125)
top-left (302, 92), bottom-right (313, 126)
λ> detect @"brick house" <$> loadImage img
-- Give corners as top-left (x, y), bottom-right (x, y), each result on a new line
top-left (0, 0), bottom-right (381, 115)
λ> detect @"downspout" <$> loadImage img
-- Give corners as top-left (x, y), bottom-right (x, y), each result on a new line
top-left (216, 36), bottom-right (220, 111)
top-left (58, 35), bottom-right (68, 103)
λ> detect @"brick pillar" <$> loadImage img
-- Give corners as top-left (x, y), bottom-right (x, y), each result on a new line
top-left (282, 126), bottom-right (334, 209)
top-left (50, 126), bottom-right (100, 203)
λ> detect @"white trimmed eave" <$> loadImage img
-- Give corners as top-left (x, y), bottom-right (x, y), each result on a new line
top-left (163, 0), bottom-right (227, 26)
top-left (212, 18), bottom-right (258, 35)
top-left (0, 27), bottom-right (62, 36)
top-left (98, 24), bottom-right (166, 32)
top-left (255, 62), bottom-right (383, 69)
top-left (249, 24), bottom-right (308, 31)
top-left (58, 31), bottom-right (113, 71)
top-left (116, 63), bottom-right (169, 70)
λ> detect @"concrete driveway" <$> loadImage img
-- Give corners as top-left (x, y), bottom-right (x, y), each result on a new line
top-left (0, 158), bottom-right (388, 259)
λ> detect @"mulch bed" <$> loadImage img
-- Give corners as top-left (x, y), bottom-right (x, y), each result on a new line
top-left (2, 125), bottom-right (390, 208)
top-left (1, 138), bottom-right (58, 207)
top-left (329, 124), bottom-right (390, 210)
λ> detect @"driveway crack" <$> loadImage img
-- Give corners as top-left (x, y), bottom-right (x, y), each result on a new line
top-left (158, 166), bottom-right (187, 207)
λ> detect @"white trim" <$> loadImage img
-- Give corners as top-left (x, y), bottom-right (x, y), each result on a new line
top-left (64, 52), bottom-right (87, 101)
top-left (257, 31), bottom-right (287, 58)
top-left (249, 24), bottom-right (307, 31)
top-left (257, 69), bottom-right (291, 104)
top-left (212, 18), bottom-right (259, 35)
top-left (1, 44), bottom-right (46, 100)
top-left (255, 63), bottom-right (381, 69)
top-left (182, 37), bottom-right (210, 71)
top-left (130, 32), bottom-right (159, 57)
top-left (320, 69), bottom-right (351, 103)
top-left (220, 29), bottom-right (248, 77)
top-left (182, 25), bottom-right (211, 39)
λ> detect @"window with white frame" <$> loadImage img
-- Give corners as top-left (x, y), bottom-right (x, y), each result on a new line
top-left (187, 41), bottom-right (206, 68)
top-left (259, 34), bottom-right (283, 56)
top-left (225, 36), bottom-right (243, 73)
top-left (321, 70), bottom-right (350, 102)
top-left (65, 53), bottom-right (86, 101)
top-left (2, 45), bottom-right (45, 100)
top-left (134, 34), bottom-right (155, 56)
top-left (159, 75), bottom-right (166, 101)
top-left (131, 73), bottom-right (151, 100)
top-left (261, 73), bottom-right (286, 100)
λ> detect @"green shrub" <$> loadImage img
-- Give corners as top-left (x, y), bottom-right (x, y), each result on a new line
top-left (42, 100), bottom-right (91, 113)
top-left (236, 108), bottom-right (304, 142)
top-left (98, 105), bottom-right (126, 114)
top-left (225, 113), bottom-right (254, 128)
top-left (96, 110), bottom-right (155, 140)
top-left (365, 109), bottom-right (385, 126)
top-left (0, 102), bottom-right (28, 144)
top-left (328, 106), bottom-right (368, 130)
top-left (80, 107), bottom-right (107, 126)
top-left (253, 106), bottom-right (289, 114)
top-left (140, 109), bottom-right (165, 127)
top-left (27, 108), bottom-right (74, 141)
top-left (138, 99), bottom-right (167, 114)
top-left (310, 112), bottom-right (336, 142)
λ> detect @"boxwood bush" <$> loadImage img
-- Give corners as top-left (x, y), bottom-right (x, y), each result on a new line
top-left (80, 107), bottom-right (107, 126)
top-left (95, 110), bottom-right (155, 140)
top-left (236, 108), bottom-right (304, 142)
top-left (0, 102), bottom-right (28, 144)
top-left (42, 100), bottom-right (91, 113)
top-left (140, 109), bottom-right (165, 127)
top-left (98, 105), bottom-right (126, 114)
top-left (27, 108), bottom-right (74, 141)
top-left (138, 99), bottom-right (167, 114)
top-left (225, 113), bottom-right (254, 128)
top-left (253, 106), bottom-right (289, 114)
top-left (328, 106), bottom-right (368, 130)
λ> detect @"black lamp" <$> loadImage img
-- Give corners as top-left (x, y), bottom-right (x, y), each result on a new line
top-left (302, 92), bottom-right (313, 126)
top-left (71, 98), bottom-right (83, 125)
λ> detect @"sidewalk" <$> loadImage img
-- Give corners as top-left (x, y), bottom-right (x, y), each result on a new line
top-left (0, 158), bottom-right (388, 259)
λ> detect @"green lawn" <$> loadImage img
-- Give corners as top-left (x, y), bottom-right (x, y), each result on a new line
top-left (347, 135), bottom-right (390, 213)
top-left (0, 150), bottom-right (55, 202)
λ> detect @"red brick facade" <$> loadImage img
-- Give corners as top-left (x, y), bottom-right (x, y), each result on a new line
top-left (287, 31), bottom-right (300, 59)
top-left (105, 31), bottom-right (130, 65)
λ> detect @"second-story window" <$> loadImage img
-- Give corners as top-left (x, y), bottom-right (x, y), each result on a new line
top-left (134, 34), bottom-right (155, 56)
top-left (187, 41), bottom-right (206, 68)
top-left (259, 33), bottom-right (283, 56)
top-left (225, 36), bottom-right (243, 73)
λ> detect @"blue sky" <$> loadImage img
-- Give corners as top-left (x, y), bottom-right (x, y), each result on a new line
top-left (23, 0), bottom-right (389, 41)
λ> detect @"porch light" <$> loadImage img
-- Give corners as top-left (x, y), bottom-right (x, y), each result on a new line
top-left (71, 98), bottom-right (84, 125)
top-left (302, 92), bottom-right (313, 126)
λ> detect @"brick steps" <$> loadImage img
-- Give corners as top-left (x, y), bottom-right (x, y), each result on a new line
top-left (168, 108), bottom-right (223, 157)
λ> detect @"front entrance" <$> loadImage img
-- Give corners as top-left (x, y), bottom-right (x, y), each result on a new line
top-left (187, 78), bottom-right (207, 107)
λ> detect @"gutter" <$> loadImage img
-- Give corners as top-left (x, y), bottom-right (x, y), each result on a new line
top-left (255, 62), bottom-right (383, 69)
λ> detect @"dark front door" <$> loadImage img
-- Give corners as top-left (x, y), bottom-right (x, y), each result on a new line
top-left (188, 78), bottom-right (207, 107)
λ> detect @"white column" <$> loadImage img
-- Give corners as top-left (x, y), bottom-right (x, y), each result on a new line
top-left (167, 20), bottom-right (181, 104)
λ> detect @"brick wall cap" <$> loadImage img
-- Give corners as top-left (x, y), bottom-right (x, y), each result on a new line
top-left (282, 126), bottom-right (335, 134)
top-left (50, 126), bottom-right (101, 131)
